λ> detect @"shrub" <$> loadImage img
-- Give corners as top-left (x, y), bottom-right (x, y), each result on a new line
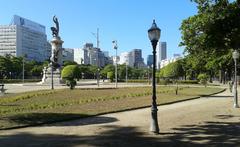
top-left (62, 65), bottom-right (79, 89)
top-left (197, 73), bottom-right (208, 87)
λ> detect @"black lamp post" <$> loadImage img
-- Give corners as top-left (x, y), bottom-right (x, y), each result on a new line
top-left (148, 20), bottom-right (161, 134)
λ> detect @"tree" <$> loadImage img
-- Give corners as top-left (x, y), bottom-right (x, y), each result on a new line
top-left (159, 61), bottom-right (184, 79)
top-left (100, 64), bottom-right (114, 79)
top-left (180, 0), bottom-right (240, 81)
top-left (31, 65), bottom-right (43, 77)
top-left (63, 60), bottom-right (78, 66)
top-left (61, 65), bottom-right (80, 89)
top-left (107, 71), bottom-right (114, 82)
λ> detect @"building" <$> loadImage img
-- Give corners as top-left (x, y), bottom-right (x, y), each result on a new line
top-left (119, 51), bottom-right (134, 67)
top-left (157, 42), bottom-right (167, 69)
top-left (62, 48), bottom-right (74, 62)
top-left (74, 43), bottom-right (107, 67)
top-left (173, 53), bottom-right (181, 58)
top-left (0, 15), bottom-right (50, 61)
top-left (74, 48), bottom-right (88, 64)
top-left (159, 55), bottom-right (182, 69)
top-left (131, 49), bottom-right (145, 68)
top-left (112, 56), bottom-right (120, 66)
top-left (119, 52), bottom-right (129, 65)
top-left (147, 55), bottom-right (153, 67)
top-left (103, 51), bottom-right (109, 57)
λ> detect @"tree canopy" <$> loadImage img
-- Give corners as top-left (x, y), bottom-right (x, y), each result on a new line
top-left (180, 0), bottom-right (240, 80)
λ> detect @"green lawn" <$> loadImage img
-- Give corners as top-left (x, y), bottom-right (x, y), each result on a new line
top-left (0, 86), bottom-right (224, 129)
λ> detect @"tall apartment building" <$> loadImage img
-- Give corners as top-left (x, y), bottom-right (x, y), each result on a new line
top-left (131, 49), bottom-right (145, 68)
top-left (147, 55), bottom-right (153, 67)
top-left (157, 42), bottom-right (167, 69)
top-left (0, 15), bottom-right (50, 61)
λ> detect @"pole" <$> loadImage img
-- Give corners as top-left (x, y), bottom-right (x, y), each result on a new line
top-left (126, 62), bottom-right (128, 83)
top-left (234, 58), bottom-right (239, 108)
top-left (22, 57), bottom-right (24, 83)
top-left (97, 28), bottom-right (99, 48)
top-left (115, 48), bottom-right (118, 88)
top-left (150, 40), bottom-right (159, 134)
top-left (148, 66), bottom-right (150, 85)
top-left (51, 62), bottom-right (54, 90)
top-left (97, 51), bottom-right (100, 87)
top-left (97, 69), bottom-right (100, 87)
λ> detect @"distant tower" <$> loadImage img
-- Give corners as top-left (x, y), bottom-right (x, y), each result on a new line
top-left (157, 42), bottom-right (167, 69)
top-left (147, 55), bottom-right (153, 67)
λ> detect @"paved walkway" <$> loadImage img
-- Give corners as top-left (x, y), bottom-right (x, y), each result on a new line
top-left (4, 81), bottom-right (151, 94)
top-left (1, 88), bottom-right (240, 146)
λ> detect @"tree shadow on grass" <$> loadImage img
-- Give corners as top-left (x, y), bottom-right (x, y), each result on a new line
top-left (0, 113), bottom-right (118, 130)
top-left (1, 121), bottom-right (240, 146)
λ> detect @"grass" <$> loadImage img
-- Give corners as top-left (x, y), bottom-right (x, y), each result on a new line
top-left (0, 86), bottom-right (223, 129)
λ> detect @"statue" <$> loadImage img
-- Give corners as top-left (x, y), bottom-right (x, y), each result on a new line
top-left (50, 49), bottom-right (60, 67)
top-left (50, 15), bottom-right (59, 37)
top-left (40, 15), bottom-right (63, 85)
top-left (49, 15), bottom-right (62, 68)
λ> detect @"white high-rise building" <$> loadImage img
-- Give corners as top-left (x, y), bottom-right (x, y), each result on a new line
top-left (119, 52), bottom-right (134, 67)
top-left (74, 43), bottom-right (106, 67)
top-left (119, 52), bottom-right (129, 65)
top-left (74, 48), bottom-right (89, 64)
top-left (156, 42), bottom-right (167, 69)
top-left (0, 15), bottom-right (50, 61)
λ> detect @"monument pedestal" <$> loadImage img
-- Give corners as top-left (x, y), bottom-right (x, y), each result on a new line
top-left (40, 66), bottom-right (63, 85)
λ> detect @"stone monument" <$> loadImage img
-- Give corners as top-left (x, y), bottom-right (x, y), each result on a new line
top-left (41, 16), bottom-right (64, 85)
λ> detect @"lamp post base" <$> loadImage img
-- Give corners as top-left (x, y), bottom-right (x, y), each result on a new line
top-left (234, 89), bottom-right (239, 108)
top-left (150, 108), bottom-right (159, 134)
top-left (234, 103), bottom-right (239, 108)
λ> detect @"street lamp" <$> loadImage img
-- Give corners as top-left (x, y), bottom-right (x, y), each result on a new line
top-left (97, 68), bottom-right (100, 87)
top-left (148, 19), bottom-right (161, 134)
top-left (232, 50), bottom-right (239, 108)
top-left (113, 40), bottom-right (118, 88)
top-left (22, 54), bottom-right (27, 83)
top-left (126, 60), bottom-right (128, 84)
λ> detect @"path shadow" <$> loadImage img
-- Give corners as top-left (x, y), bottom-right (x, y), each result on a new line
top-left (169, 121), bottom-right (240, 146)
top-left (1, 121), bottom-right (240, 146)
top-left (0, 113), bottom-right (118, 130)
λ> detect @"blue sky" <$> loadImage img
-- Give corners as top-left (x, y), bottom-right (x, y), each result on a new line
top-left (0, 0), bottom-right (197, 61)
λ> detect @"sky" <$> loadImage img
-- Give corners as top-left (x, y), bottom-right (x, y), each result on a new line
top-left (0, 0), bottom-right (197, 62)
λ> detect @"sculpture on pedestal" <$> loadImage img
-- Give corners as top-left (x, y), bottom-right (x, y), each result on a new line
top-left (40, 15), bottom-right (64, 85)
